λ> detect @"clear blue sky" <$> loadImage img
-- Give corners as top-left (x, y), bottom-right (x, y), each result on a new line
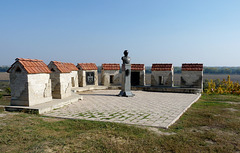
top-left (1, 0), bottom-right (240, 66)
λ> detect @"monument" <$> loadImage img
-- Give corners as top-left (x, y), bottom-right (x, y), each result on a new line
top-left (118, 50), bottom-right (135, 97)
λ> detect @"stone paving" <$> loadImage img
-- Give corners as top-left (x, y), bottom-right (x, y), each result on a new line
top-left (44, 90), bottom-right (201, 128)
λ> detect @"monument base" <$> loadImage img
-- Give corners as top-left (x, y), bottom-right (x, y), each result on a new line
top-left (118, 90), bottom-right (135, 97)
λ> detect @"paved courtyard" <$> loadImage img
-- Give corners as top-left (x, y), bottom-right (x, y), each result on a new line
top-left (44, 90), bottom-right (201, 128)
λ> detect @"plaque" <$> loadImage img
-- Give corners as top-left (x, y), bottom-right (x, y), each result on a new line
top-left (86, 72), bottom-right (94, 85)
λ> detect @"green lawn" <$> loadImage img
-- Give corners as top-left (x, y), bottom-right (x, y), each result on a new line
top-left (0, 94), bottom-right (240, 152)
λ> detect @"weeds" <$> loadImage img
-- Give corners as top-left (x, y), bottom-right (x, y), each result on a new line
top-left (205, 75), bottom-right (240, 95)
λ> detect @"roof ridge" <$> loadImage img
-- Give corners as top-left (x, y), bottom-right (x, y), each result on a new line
top-left (16, 58), bottom-right (43, 62)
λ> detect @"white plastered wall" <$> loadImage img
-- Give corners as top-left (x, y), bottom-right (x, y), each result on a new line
top-left (28, 74), bottom-right (52, 106)
top-left (70, 71), bottom-right (79, 87)
top-left (101, 70), bottom-right (120, 86)
top-left (59, 73), bottom-right (72, 99)
top-left (151, 71), bottom-right (174, 87)
top-left (180, 71), bottom-right (203, 89)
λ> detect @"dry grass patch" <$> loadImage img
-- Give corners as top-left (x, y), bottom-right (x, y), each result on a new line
top-left (0, 72), bottom-right (9, 81)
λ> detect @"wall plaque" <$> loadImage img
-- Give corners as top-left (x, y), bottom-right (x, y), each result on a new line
top-left (86, 72), bottom-right (94, 85)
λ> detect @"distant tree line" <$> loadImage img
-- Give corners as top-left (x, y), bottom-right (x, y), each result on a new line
top-left (146, 67), bottom-right (240, 74)
top-left (0, 66), bottom-right (9, 72)
top-left (1, 65), bottom-right (240, 74)
top-left (203, 67), bottom-right (240, 74)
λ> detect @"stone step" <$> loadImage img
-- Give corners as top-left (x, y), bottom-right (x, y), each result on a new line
top-left (5, 94), bottom-right (83, 114)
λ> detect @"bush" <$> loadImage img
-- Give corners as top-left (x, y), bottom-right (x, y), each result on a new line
top-left (204, 75), bottom-right (240, 95)
top-left (5, 87), bottom-right (11, 95)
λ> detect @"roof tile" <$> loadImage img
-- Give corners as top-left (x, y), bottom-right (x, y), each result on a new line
top-left (77, 63), bottom-right (98, 70)
top-left (51, 61), bottom-right (71, 73)
top-left (131, 64), bottom-right (145, 71)
top-left (182, 63), bottom-right (203, 71)
top-left (7, 58), bottom-right (51, 74)
top-left (64, 63), bottom-right (78, 71)
top-left (102, 63), bottom-right (120, 70)
top-left (151, 63), bottom-right (173, 71)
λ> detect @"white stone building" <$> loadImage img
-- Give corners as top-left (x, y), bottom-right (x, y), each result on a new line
top-left (101, 63), bottom-right (120, 86)
top-left (76, 63), bottom-right (98, 87)
top-left (180, 63), bottom-right (203, 89)
top-left (7, 58), bottom-right (52, 106)
top-left (64, 63), bottom-right (79, 88)
top-left (48, 61), bottom-right (72, 99)
top-left (151, 64), bottom-right (174, 87)
top-left (131, 64), bottom-right (145, 86)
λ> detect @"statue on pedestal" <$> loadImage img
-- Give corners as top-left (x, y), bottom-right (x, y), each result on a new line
top-left (122, 50), bottom-right (130, 64)
top-left (118, 50), bottom-right (134, 97)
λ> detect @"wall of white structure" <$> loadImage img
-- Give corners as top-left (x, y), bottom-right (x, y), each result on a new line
top-left (151, 71), bottom-right (174, 87)
top-left (101, 70), bottom-right (120, 86)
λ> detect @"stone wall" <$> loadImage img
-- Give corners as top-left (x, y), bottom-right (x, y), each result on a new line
top-left (151, 71), bottom-right (174, 87)
top-left (180, 71), bottom-right (203, 89)
top-left (50, 73), bottom-right (72, 99)
top-left (10, 73), bottom-right (52, 106)
top-left (50, 72), bottom-right (60, 99)
top-left (28, 74), bottom-right (52, 106)
top-left (101, 70), bottom-right (120, 86)
top-left (78, 70), bottom-right (98, 87)
top-left (9, 71), bottom-right (29, 106)
top-left (59, 73), bottom-right (72, 98)
top-left (70, 71), bottom-right (78, 87)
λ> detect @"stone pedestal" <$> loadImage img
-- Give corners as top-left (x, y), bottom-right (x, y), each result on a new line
top-left (119, 64), bottom-right (134, 97)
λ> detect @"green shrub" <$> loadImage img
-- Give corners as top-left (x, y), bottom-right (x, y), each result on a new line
top-left (5, 87), bottom-right (11, 94)
top-left (204, 75), bottom-right (240, 95)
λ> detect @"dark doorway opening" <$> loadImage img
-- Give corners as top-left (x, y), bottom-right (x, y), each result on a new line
top-left (131, 72), bottom-right (140, 86)
top-left (159, 76), bottom-right (164, 85)
top-left (71, 77), bottom-right (75, 87)
top-left (110, 75), bottom-right (114, 84)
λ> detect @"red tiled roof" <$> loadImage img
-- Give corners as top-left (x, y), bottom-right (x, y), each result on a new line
top-left (131, 64), bottom-right (145, 71)
top-left (7, 58), bottom-right (51, 74)
top-left (151, 64), bottom-right (173, 71)
top-left (182, 63), bottom-right (203, 71)
top-left (64, 63), bottom-right (78, 71)
top-left (50, 61), bottom-right (71, 73)
top-left (102, 63), bottom-right (120, 70)
top-left (77, 63), bottom-right (98, 70)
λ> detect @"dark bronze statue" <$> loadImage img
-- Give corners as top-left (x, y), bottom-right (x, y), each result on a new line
top-left (121, 50), bottom-right (130, 64)
top-left (118, 50), bottom-right (134, 97)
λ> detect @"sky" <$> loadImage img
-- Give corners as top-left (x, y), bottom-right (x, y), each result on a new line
top-left (0, 0), bottom-right (240, 66)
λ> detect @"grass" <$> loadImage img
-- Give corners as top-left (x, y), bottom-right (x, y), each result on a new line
top-left (163, 93), bottom-right (240, 152)
top-left (0, 94), bottom-right (10, 108)
top-left (0, 93), bottom-right (240, 152)
top-left (201, 93), bottom-right (240, 102)
top-left (0, 81), bottom-right (9, 90)
top-left (0, 81), bottom-right (10, 107)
